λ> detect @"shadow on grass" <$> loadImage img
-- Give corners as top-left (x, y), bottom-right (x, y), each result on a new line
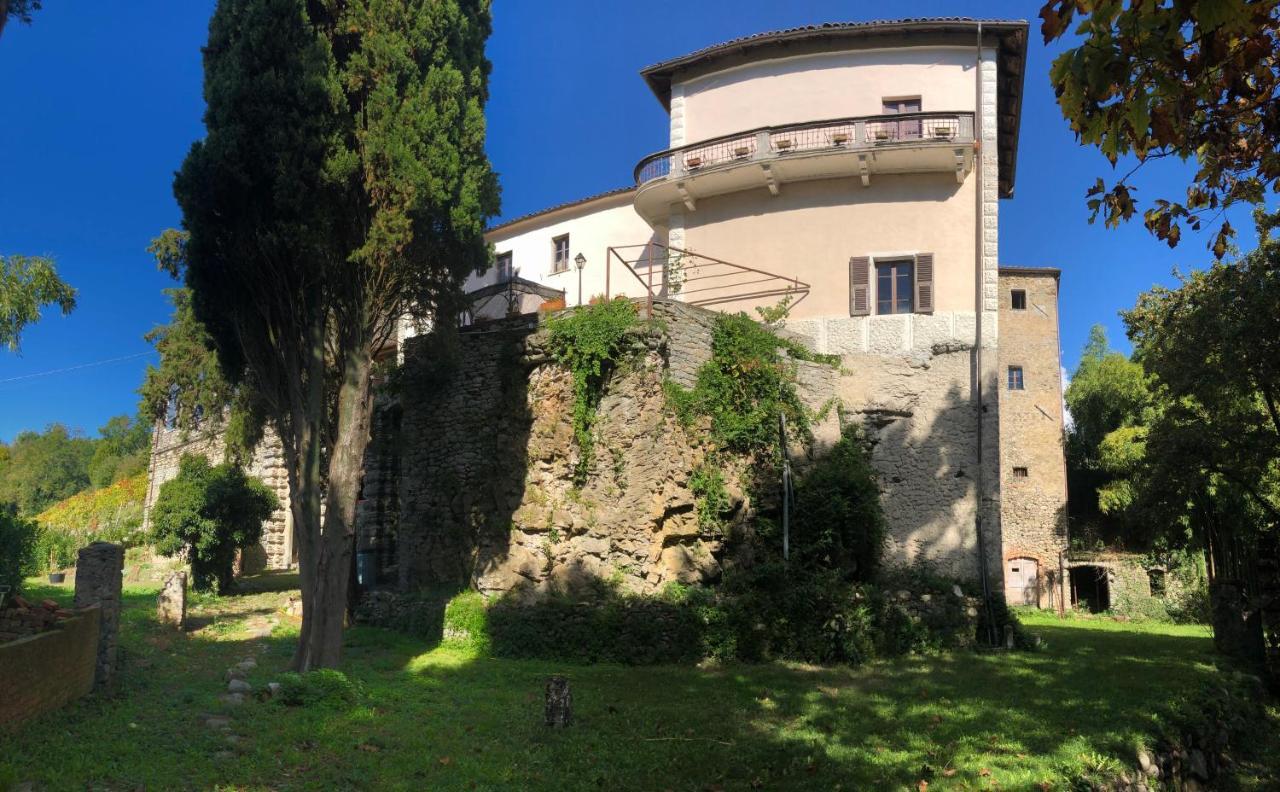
top-left (6, 579), bottom-right (1266, 791)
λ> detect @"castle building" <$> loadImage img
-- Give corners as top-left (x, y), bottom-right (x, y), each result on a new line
top-left (145, 18), bottom-right (1069, 607)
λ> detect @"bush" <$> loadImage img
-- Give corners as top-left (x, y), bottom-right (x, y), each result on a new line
top-left (443, 590), bottom-right (491, 653)
top-left (666, 312), bottom-right (810, 456)
top-left (150, 454), bottom-right (278, 594)
top-left (488, 591), bottom-right (704, 665)
top-left (791, 426), bottom-right (885, 579)
top-left (0, 503), bottom-right (39, 595)
top-left (276, 669), bottom-right (360, 707)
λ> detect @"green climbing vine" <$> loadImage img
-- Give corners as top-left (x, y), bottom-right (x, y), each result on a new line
top-left (545, 298), bottom-right (640, 485)
top-left (665, 311), bottom-right (812, 458)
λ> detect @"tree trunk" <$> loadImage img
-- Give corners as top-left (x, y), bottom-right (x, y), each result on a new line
top-left (294, 344), bottom-right (375, 670)
top-left (290, 313), bottom-right (330, 672)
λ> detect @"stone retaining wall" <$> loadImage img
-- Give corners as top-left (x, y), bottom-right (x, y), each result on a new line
top-left (0, 606), bottom-right (100, 731)
top-left (395, 299), bottom-right (841, 597)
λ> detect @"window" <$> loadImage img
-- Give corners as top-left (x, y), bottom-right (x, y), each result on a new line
top-left (495, 251), bottom-right (513, 281)
top-left (1011, 289), bottom-right (1027, 310)
top-left (552, 235), bottom-right (570, 274)
top-left (1148, 569), bottom-right (1166, 597)
top-left (876, 259), bottom-right (914, 315)
top-left (1012, 466), bottom-right (1029, 478)
top-left (1008, 366), bottom-right (1025, 390)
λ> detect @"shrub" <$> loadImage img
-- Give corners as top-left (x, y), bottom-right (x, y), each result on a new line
top-left (791, 426), bottom-right (885, 579)
top-left (0, 503), bottom-right (39, 595)
top-left (443, 590), bottom-right (491, 653)
top-left (487, 591), bottom-right (704, 665)
top-left (276, 669), bottom-right (359, 707)
top-left (666, 312), bottom-right (810, 456)
top-left (149, 454), bottom-right (278, 594)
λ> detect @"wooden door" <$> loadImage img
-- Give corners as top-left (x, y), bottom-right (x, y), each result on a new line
top-left (882, 98), bottom-right (922, 140)
top-left (1004, 558), bottom-right (1039, 606)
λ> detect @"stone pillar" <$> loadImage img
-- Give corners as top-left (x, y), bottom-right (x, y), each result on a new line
top-left (157, 571), bottom-right (187, 629)
top-left (74, 541), bottom-right (124, 690)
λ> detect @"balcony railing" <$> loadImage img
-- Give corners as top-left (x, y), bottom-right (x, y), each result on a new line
top-left (634, 111), bottom-right (975, 185)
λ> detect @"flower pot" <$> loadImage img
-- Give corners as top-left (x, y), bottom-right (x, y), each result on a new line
top-left (48, 572), bottom-right (66, 584)
top-left (774, 139), bottom-right (793, 150)
top-left (831, 133), bottom-right (849, 145)
top-left (733, 146), bottom-right (750, 158)
top-left (685, 157), bottom-right (702, 168)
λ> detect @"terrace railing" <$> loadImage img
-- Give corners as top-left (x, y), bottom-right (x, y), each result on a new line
top-left (634, 111), bottom-right (975, 185)
top-left (605, 242), bottom-right (809, 317)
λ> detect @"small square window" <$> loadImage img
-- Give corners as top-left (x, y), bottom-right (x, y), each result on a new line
top-left (1008, 366), bottom-right (1025, 390)
top-left (495, 251), bottom-right (513, 281)
top-left (1012, 466), bottom-right (1028, 478)
top-left (1011, 289), bottom-right (1026, 310)
top-left (552, 235), bottom-right (570, 274)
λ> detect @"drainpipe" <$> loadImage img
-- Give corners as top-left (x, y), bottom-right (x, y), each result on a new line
top-left (973, 21), bottom-right (997, 644)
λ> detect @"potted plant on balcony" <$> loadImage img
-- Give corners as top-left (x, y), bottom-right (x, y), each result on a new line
top-left (831, 132), bottom-right (850, 146)
top-left (774, 138), bottom-right (793, 151)
top-left (933, 126), bottom-right (955, 140)
top-left (685, 155), bottom-right (703, 169)
top-left (873, 128), bottom-right (891, 141)
top-left (733, 146), bottom-right (751, 158)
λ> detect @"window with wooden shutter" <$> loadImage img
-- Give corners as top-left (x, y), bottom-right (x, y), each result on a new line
top-left (849, 256), bottom-right (870, 316)
top-left (914, 253), bottom-right (934, 314)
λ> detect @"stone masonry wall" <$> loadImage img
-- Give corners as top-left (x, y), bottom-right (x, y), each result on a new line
top-left (143, 420), bottom-right (293, 572)
top-left (782, 311), bottom-right (995, 582)
top-left (997, 270), bottom-right (1069, 608)
top-left (396, 300), bottom-right (840, 597)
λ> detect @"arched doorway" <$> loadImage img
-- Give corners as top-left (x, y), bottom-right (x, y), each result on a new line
top-left (1004, 557), bottom-right (1040, 606)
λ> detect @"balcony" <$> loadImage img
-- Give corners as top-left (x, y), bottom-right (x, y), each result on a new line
top-left (633, 112), bottom-right (975, 223)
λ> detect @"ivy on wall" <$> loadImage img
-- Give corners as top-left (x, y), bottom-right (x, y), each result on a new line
top-left (545, 298), bottom-right (641, 485)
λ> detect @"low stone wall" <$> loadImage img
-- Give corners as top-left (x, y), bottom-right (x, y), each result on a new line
top-left (0, 606), bottom-right (101, 731)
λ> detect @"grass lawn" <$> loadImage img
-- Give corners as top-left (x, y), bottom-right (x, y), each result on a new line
top-left (4, 577), bottom-right (1275, 791)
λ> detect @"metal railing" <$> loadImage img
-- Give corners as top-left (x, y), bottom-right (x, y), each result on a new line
top-left (634, 111), bottom-right (975, 185)
top-left (604, 242), bottom-right (809, 317)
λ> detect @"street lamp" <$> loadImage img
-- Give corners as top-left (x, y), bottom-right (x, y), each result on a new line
top-left (574, 252), bottom-right (587, 306)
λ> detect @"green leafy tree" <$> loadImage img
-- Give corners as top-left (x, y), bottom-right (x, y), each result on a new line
top-left (0, 255), bottom-right (76, 352)
top-left (150, 454), bottom-right (278, 594)
top-left (0, 0), bottom-right (41, 40)
top-left (170, 0), bottom-right (498, 668)
top-left (87, 415), bottom-right (151, 488)
top-left (137, 281), bottom-right (257, 452)
top-left (0, 424), bottom-right (94, 515)
top-left (0, 503), bottom-right (39, 595)
top-left (1040, 0), bottom-right (1280, 256)
top-left (1063, 325), bottom-right (1152, 546)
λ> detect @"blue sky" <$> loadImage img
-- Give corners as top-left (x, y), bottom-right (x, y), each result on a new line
top-left (0, 1), bottom-right (1251, 442)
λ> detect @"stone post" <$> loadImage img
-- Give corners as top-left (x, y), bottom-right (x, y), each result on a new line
top-left (74, 541), bottom-right (124, 690)
top-left (157, 571), bottom-right (187, 629)
top-left (544, 675), bottom-right (572, 728)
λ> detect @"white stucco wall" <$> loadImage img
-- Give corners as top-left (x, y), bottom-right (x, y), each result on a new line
top-left (678, 173), bottom-right (977, 319)
top-left (677, 47), bottom-right (979, 144)
top-left (476, 193), bottom-right (660, 307)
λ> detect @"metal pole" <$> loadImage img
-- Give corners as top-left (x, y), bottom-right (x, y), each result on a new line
top-left (780, 412), bottom-right (791, 563)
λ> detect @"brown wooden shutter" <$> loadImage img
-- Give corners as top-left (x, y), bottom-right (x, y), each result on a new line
top-left (914, 252), bottom-right (934, 314)
top-left (849, 256), bottom-right (870, 316)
